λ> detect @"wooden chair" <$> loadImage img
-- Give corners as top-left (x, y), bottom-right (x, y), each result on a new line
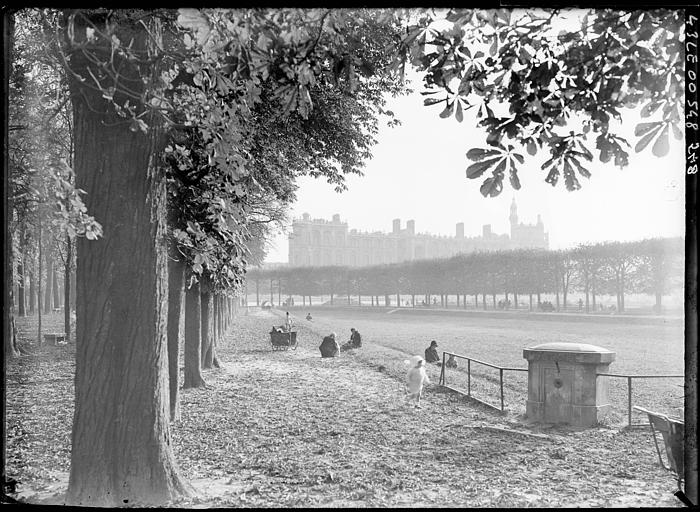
top-left (633, 406), bottom-right (684, 490)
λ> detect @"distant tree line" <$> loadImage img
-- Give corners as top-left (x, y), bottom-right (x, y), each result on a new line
top-left (246, 237), bottom-right (684, 314)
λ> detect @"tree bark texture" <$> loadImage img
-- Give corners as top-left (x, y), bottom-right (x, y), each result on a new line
top-left (200, 287), bottom-right (213, 369)
top-left (52, 265), bottom-right (60, 309)
top-left (184, 282), bottom-right (205, 388)
top-left (37, 215), bottom-right (42, 344)
top-left (29, 270), bottom-right (35, 314)
top-left (44, 252), bottom-right (53, 313)
top-left (64, 236), bottom-right (72, 342)
top-left (212, 296), bottom-right (221, 368)
top-left (4, 3), bottom-right (17, 359)
top-left (70, 269), bottom-right (76, 309)
top-left (17, 257), bottom-right (26, 317)
top-left (66, 23), bottom-right (189, 503)
top-left (167, 246), bottom-right (185, 423)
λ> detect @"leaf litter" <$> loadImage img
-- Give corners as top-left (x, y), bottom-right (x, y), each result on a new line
top-left (6, 310), bottom-right (682, 507)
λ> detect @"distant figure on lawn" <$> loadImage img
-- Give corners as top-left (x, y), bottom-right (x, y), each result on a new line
top-left (306, 312), bottom-right (313, 321)
top-left (319, 333), bottom-right (340, 358)
top-left (446, 354), bottom-right (458, 368)
top-left (424, 340), bottom-right (440, 364)
top-left (340, 327), bottom-right (362, 351)
top-left (405, 355), bottom-right (430, 407)
top-left (285, 311), bottom-right (293, 332)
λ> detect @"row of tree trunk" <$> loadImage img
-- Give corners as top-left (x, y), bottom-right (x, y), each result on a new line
top-left (166, 248), bottom-right (237, 423)
top-left (15, 254), bottom-right (68, 316)
top-left (252, 280), bottom-right (625, 312)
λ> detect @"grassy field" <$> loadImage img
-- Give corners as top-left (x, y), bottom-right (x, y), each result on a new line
top-left (286, 306), bottom-right (685, 423)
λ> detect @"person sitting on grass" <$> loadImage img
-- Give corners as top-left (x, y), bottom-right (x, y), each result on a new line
top-left (319, 332), bottom-right (340, 358)
top-left (445, 354), bottom-right (458, 368)
top-left (340, 327), bottom-right (362, 351)
top-left (424, 340), bottom-right (440, 364)
top-left (306, 312), bottom-right (313, 321)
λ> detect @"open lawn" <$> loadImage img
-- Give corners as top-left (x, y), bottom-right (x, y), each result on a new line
top-left (295, 306), bottom-right (685, 423)
top-left (5, 309), bottom-right (684, 507)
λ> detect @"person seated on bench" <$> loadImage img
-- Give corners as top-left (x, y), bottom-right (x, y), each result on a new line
top-left (340, 328), bottom-right (362, 351)
top-left (424, 340), bottom-right (440, 364)
top-left (445, 354), bottom-right (458, 368)
top-left (319, 332), bottom-right (340, 358)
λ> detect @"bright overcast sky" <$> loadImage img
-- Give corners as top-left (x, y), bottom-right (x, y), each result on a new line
top-left (263, 69), bottom-right (685, 264)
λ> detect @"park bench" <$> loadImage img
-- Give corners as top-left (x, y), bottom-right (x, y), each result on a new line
top-left (269, 328), bottom-right (297, 351)
top-left (633, 406), bottom-right (684, 490)
top-left (43, 332), bottom-right (66, 345)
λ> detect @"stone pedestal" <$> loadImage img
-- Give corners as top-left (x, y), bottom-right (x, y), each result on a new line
top-left (523, 342), bottom-right (616, 427)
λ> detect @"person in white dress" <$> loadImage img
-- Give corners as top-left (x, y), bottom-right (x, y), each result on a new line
top-left (405, 355), bottom-right (430, 407)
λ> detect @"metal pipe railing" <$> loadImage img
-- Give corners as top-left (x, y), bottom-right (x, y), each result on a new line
top-left (596, 373), bottom-right (684, 427)
top-left (440, 355), bottom-right (682, 423)
top-left (439, 351), bottom-right (527, 411)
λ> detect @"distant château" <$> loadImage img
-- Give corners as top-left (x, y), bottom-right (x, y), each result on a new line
top-left (288, 198), bottom-right (548, 267)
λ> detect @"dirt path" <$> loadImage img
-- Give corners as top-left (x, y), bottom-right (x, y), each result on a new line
top-left (6, 309), bottom-right (682, 507)
top-left (171, 309), bottom-right (681, 507)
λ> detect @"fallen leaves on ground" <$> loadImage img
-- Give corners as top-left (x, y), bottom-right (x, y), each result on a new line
top-left (5, 310), bottom-right (682, 507)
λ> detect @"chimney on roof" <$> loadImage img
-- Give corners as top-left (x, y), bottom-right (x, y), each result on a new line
top-left (406, 220), bottom-right (415, 235)
top-left (392, 218), bottom-right (400, 234)
top-left (332, 213), bottom-right (340, 223)
top-left (456, 222), bottom-right (464, 238)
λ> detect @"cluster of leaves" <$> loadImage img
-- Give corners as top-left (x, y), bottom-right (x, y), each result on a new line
top-left (165, 136), bottom-right (250, 292)
top-left (156, 9), bottom-right (405, 292)
top-left (53, 9), bottom-right (408, 294)
top-left (9, 9), bottom-right (102, 281)
top-left (393, 8), bottom-right (684, 196)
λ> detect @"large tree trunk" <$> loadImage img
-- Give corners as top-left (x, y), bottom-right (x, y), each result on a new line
top-left (167, 244), bottom-right (185, 423)
top-left (70, 269), bottom-right (76, 310)
top-left (4, 6), bottom-right (15, 359)
top-left (52, 265), bottom-right (60, 310)
top-left (37, 215), bottom-right (42, 344)
top-left (211, 295), bottom-right (221, 368)
top-left (44, 252), bottom-right (53, 314)
top-left (28, 269), bottom-right (35, 315)
top-left (65, 21), bottom-right (190, 505)
top-left (201, 285), bottom-right (213, 369)
top-left (184, 281), bottom-right (205, 388)
top-left (17, 256), bottom-right (26, 317)
top-left (64, 236), bottom-right (72, 342)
